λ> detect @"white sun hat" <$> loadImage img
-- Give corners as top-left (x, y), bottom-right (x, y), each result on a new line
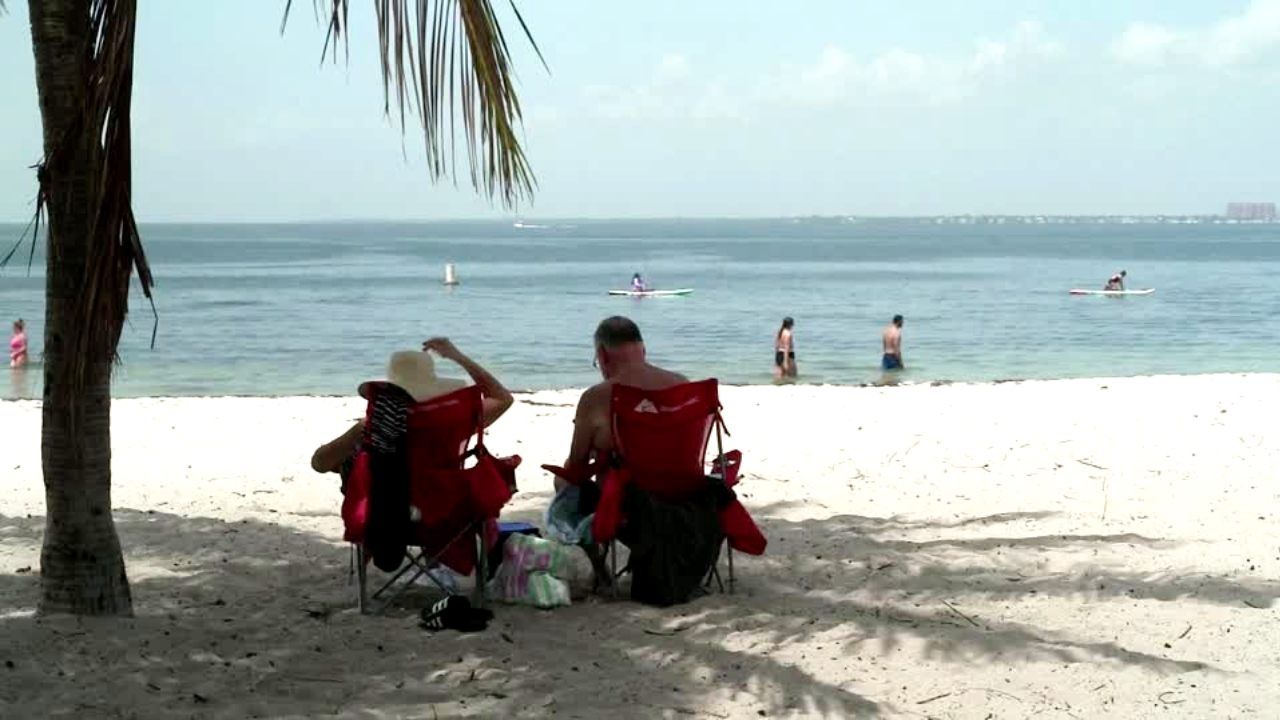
top-left (359, 350), bottom-right (467, 403)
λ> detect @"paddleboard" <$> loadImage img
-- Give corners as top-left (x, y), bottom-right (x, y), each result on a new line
top-left (608, 288), bottom-right (694, 297)
top-left (1069, 288), bottom-right (1155, 296)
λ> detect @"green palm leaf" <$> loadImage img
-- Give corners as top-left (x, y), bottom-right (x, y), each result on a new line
top-left (284, 0), bottom-right (543, 208)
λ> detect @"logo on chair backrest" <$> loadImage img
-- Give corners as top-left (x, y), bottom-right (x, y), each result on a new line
top-left (632, 396), bottom-right (702, 415)
top-left (634, 399), bottom-right (659, 414)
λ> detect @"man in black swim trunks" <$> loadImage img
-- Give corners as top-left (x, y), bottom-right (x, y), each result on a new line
top-left (882, 315), bottom-right (904, 371)
top-left (774, 316), bottom-right (796, 379)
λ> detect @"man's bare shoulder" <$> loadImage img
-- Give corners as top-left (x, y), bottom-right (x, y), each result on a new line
top-left (669, 370), bottom-right (690, 384)
top-left (577, 381), bottom-right (611, 410)
top-left (635, 365), bottom-right (689, 388)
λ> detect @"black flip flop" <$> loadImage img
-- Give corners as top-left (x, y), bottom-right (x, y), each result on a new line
top-left (420, 596), bottom-right (494, 633)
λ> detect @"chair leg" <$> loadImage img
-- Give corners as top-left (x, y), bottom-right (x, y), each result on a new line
top-left (355, 545), bottom-right (370, 614)
top-left (354, 524), bottom-right (481, 615)
top-left (373, 554), bottom-right (423, 599)
top-left (727, 545), bottom-right (735, 594)
top-left (365, 552), bottom-right (435, 614)
top-left (703, 541), bottom-right (724, 592)
top-left (474, 529), bottom-right (489, 609)
top-left (610, 540), bottom-right (619, 600)
top-left (582, 543), bottom-right (609, 594)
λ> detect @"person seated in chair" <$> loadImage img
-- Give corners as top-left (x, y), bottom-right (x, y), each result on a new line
top-left (543, 317), bottom-right (686, 570)
top-left (558, 316), bottom-right (687, 491)
top-left (310, 337), bottom-right (513, 483)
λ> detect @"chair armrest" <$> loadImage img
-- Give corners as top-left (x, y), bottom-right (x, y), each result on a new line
top-left (541, 462), bottom-right (602, 485)
top-left (708, 449), bottom-right (742, 486)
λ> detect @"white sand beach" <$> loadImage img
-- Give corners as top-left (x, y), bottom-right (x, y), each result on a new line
top-left (2, 374), bottom-right (1279, 718)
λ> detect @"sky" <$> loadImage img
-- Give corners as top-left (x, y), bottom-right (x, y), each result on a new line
top-left (2, 0), bottom-right (1279, 221)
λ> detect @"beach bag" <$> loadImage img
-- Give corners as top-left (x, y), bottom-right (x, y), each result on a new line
top-left (487, 533), bottom-right (576, 609)
top-left (618, 484), bottom-right (723, 607)
top-left (341, 449), bottom-right (373, 542)
top-left (545, 485), bottom-right (596, 545)
top-left (341, 391), bottom-right (380, 543)
top-left (467, 447), bottom-right (520, 518)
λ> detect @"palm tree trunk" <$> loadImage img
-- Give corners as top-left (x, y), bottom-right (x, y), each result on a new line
top-left (28, 0), bottom-right (133, 616)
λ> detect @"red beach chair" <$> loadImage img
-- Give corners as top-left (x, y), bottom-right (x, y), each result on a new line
top-left (342, 385), bottom-right (519, 614)
top-left (546, 379), bottom-right (766, 594)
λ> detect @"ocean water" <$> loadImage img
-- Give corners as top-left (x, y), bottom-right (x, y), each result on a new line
top-left (2, 219), bottom-right (1278, 399)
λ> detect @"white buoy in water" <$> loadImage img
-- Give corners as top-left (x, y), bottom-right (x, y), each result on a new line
top-left (443, 263), bottom-right (459, 286)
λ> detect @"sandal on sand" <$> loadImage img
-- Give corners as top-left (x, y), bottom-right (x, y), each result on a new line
top-left (419, 596), bottom-right (494, 633)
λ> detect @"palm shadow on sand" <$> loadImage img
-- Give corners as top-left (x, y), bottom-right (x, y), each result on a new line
top-left (2, 502), bottom-right (1275, 718)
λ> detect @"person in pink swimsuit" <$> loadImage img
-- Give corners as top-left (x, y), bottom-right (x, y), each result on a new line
top-left (9, 319), bottom-right (27, 369)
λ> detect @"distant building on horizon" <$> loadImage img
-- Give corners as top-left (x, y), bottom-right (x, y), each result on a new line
top-left (1225, 202), bottom-right (1276, 221)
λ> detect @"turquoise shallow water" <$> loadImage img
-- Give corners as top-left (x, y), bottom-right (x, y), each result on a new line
top-left (2, 218), bottom-right (1278, 399)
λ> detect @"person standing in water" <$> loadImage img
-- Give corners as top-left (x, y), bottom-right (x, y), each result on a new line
top-left (1104, 270), bottom-right (1126, 291)
top-left (774, 316), bottom-right (796, 379)
top-left (9, 319), bottom-right (27, 369)
top-left (882, 315), bottom-right (904, 371)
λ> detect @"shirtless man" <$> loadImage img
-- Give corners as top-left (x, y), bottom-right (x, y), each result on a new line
top-left (882, 315), bottom-right (905, 371)
top-left (557, 316), bottom-right (686, 490)
top-left (1104, 270), bottom-right (1127, 291)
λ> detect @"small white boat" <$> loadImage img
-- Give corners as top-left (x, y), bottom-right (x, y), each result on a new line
top-left (607, 288), bottom-right (694, 297)
top-left (1068, 288), bottom-right (1154, 296)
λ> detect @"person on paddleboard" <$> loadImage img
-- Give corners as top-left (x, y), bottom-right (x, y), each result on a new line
top-left (631, 273), bottom-right (649, 292)
top-left (1104, 270), bottom-right (1126, 291)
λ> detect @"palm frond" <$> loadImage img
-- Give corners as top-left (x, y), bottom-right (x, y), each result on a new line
top-left (85, 0), bottom-right (156, 354)
top-left (283, 0), bottom-right (542, 208)
top-left (0, 166), bottom-right (42, 274)
top-left (32, 0), bottom-right (157, 405)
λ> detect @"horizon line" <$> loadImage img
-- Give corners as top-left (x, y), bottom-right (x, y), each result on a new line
top-left (1, 212), bottom-right (1269, 225)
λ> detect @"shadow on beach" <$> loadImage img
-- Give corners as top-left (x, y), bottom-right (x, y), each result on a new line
top-left (2, 503), bottom-right (1276, 718)
top-left (0, 509), bottom-right (880, 718)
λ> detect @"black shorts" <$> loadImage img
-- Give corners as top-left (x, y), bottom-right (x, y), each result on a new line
top-left (774, 351), bottom-right (795, 367)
